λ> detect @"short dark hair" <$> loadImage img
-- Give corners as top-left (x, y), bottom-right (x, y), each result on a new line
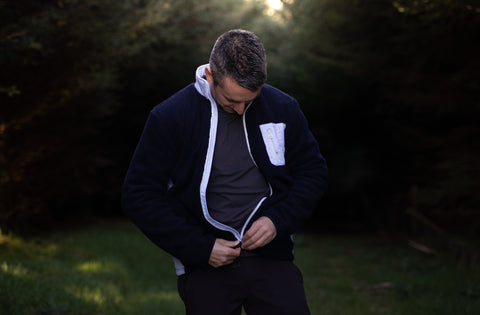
top-left (209, 29), bottom-right (267, 91)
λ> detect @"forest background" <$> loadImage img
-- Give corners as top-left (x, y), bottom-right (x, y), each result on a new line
top-left (1, 0), bottom-right (479, 245)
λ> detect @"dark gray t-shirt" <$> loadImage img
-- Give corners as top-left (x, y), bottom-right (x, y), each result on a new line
top-left (206, 107), bottom-right (270, 232)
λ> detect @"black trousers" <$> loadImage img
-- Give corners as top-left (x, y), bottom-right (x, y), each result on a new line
top-left (177, 256), bottom-right (310, 315)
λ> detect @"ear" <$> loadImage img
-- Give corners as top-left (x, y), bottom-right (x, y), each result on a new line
top-left (205, 67), bottom-right (213, 84)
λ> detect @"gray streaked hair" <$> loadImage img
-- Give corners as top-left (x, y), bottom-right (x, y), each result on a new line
top-left (209, 29), bottom-right (267, 91)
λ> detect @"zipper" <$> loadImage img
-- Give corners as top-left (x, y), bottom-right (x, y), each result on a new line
top-left (242, 102), bottom-right (273, 197)
top-left (199, 94), bottom-right (242, 240)
top-left (239, 102), bottom-right (273, 239)
top-left (199, 96), bottom-right (273, 241)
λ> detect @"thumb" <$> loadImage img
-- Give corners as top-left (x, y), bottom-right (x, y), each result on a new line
top-left (217, 239), bottom-right (241, 248)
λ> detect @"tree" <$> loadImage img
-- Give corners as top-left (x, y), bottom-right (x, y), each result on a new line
top-left (274, 0), bottom-right (480, 233)
top-left (0, 0), bottom-right (279, 231)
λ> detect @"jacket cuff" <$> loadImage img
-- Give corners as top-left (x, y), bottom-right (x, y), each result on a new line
top-left (181, 234), bottom-right (216, 266)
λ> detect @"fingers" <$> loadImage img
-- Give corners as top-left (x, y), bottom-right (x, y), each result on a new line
top-left (208, 217), bottom-right (277, 268)
top-left (217, 239), bottom-right (240, 248)
top-left (208, 239), bottom-right (241, 268)
top-left (241, 216), bottom-right (277, 251)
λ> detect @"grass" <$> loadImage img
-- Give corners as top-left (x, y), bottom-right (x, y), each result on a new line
top-left (295, 235), bottom-right (480, 314)
top-left (0, 220), bottom-right (479, 314)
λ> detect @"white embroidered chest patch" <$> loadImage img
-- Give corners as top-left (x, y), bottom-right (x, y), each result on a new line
top-left (259, 123), bottom-right (286, 166)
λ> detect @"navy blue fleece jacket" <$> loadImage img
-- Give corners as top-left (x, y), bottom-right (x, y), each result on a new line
top-left (122, 65), bottom-right (328, 273)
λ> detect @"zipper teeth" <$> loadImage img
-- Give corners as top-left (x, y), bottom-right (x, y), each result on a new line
top-left (242, 103), bottom-right (258, 167)
top-left (242, 103), bottom-right (272, 196)
top-left (239, 103), bottom-right (273, 238)
top-left (240, 196), bottom-right (267, 237)
top-left (200, 97), bottom-right (275, 241)
top-left (200, 96), bottom-right (241, 240)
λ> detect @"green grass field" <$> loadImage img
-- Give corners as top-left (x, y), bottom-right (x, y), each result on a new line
top-left (1, 220), bottom-right (478, 314)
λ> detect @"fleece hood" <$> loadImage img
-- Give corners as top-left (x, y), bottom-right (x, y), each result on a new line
top-left (194, 64), bottom-right (213, 100)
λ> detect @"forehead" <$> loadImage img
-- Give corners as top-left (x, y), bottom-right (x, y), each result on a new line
top-left (217, 77), bottom-right (261, 102)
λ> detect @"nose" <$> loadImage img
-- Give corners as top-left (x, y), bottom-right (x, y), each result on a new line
top-left (233, 103), bottom-right (246, 115)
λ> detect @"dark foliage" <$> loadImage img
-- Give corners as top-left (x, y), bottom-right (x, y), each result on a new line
top-left (1, 0), bottom-right (479, 236)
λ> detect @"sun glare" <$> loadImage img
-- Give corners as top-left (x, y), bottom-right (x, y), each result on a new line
top-left (264, 0), bottom-right (284, 16)
top-left (266, 0), bottom-right (283, 11)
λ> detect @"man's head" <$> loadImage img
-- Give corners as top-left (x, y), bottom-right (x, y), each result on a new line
top-left (206, 29), bottom-right (266, 115)
top-left (208, 29), bottom-right (267, 91)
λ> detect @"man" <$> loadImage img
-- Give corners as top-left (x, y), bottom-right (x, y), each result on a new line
top-left (122, 29), bottom-right (328, 314)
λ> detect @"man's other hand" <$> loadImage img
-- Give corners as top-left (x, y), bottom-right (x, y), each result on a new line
top-left (241, 216), bottom-right (277, 251)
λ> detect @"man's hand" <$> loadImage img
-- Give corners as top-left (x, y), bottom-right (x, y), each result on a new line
top-left (209, 239), bottom-right (241, 268)
top-left (241, 216), bottom-right (277, 251)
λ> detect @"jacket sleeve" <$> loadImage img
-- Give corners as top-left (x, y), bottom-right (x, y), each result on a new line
top-left (263, 101), bottom-right (328, 237)
top-left (121, 108), bottom-right (215, 266)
